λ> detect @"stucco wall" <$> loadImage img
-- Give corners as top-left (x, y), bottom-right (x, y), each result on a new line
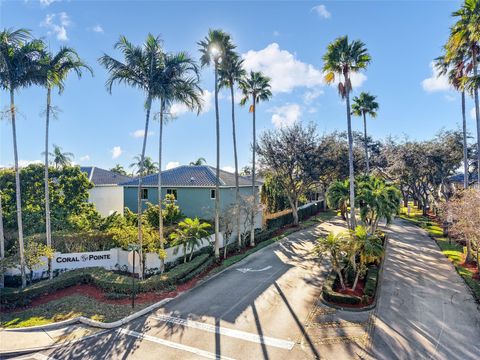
top-left (88, 185), bottom-right (124, 216)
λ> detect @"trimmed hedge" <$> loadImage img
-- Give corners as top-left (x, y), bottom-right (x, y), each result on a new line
top-left (322, 271), bottom-right (362, 305)
top-left (1, 253), bottom-right (212, 307)
top-left (266, 202), bottom-right (323, 230)
top-left (364, 265), bottom-right (379, 298)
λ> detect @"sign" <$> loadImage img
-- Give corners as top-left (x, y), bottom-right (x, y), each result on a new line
top-left (53, 250), bottom-right (116, 271)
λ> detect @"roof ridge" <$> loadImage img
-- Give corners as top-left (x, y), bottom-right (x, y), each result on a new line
top-left (89, 166), bottom-right (95, 182)
top-left (206, 165), bottom-right (225, 186)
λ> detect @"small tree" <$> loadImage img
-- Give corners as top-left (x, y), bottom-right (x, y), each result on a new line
top-left (314, 232), bottom-right (348, 290)
top-left (327, 179), bottom-right (350, 224)
top-left (24, 241), bottom-right (54, 284)
top-left (238, 195), bottom-right (262, 246)
top-left (220, 205), bottom-right (235, 259)
top-left (170, 218), bottom-right (211, 263)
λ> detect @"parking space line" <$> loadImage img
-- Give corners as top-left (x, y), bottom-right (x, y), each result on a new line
top-left (150, 314), bottom-right (295, 350)
top-left (117, 328), bottom-right (236, 360)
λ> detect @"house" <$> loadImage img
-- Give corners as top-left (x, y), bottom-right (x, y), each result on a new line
top-left (80, 166), bottom-right (132, 216)
top-left (121, 165), bottom-right (263, 228)
top-left (447, 173), bottom-right (480, 191)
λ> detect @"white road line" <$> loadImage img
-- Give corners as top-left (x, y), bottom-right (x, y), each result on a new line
top-left (117, 328), bottom-right (236, 360)
top-left (150, 314), bottom-right (295, 350)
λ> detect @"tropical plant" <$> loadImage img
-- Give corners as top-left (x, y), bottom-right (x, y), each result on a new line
top-left (219, 52), bottom-right (246, 249)
top-left (198, 29), bottom-right (235, 258)
top-left (129, 155), bottom-right (158, 175)
top-left (24, 241), bottom-right (54, 285)
top-left (240, 71), bottom-right (272, 246)
top-left (99, 34), bottom-right (163, 278)
top-left (314, 232), bottom-right (348, 290)
top-left (0, 28), bottom-right (44, 287)
top-left (326, 179), bottom-right (351, 223)
top-left (48, 144), bottom-right (74, 169)
top-left (189, 157), bottom-right (207, 166)
top-left (110, 164), bottom-right (128, 176)
top-left (169, 217), bottom-right (211, 263)
top-left (351, 92), bottom-right (379, 173)
top-left (323, 35), bottom-right (371, 230)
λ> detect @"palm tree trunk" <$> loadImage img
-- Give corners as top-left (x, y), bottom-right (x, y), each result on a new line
top-left (44, 87), bottom-right (53, 280)
top-left (137, 94), bottom-right (153, 279)
top-left (362, 112), bottom-right (370, 174)
top-left (230, 86), bottom-right (241, 250)
top-left (352, 262), bottom-right (361, 291)
top-left (184, 244), bottom-right (187, 263)
top-left (158, 99), bottom-right (165, 272)
top-left (10, 89), bottom-right (26, 288)
top-left (250, 94), bottom-right (256, 247)
top-left (214, 62), bottom-right (220, 259)
top-left (0, 194), bottom-right (5, 288)
top-left (473, 51), bottom-right (480, 187)
top-left (461, 91), bottom-right (469, 189)
top-left (345, 80), bottom-right (356, 230)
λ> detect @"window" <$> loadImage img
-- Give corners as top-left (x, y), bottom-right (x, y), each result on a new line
top-left (141, 188), bottom-right (148, 200)
top-left (210, 189), bottom-right (216, 199)
top-left (166, 189), bottom-right (177, 199)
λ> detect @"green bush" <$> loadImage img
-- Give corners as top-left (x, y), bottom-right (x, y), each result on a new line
top-left (104, 292), bottom-right (130, 300)
top-left (322, 271), bottom-right (362, 305)
top-left (364, 265), bottom-right (379, 298)
top-left (266, 202), bottom-right (323, 230)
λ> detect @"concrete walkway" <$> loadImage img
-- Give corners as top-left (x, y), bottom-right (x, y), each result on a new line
top-left (371, 218), bottom-right (480, 360)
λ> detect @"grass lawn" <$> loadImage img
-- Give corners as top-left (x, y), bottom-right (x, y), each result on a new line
top-left (1, 295), bottom-right (153, 328)
top-left (398, 205), bottom-right (480, 302)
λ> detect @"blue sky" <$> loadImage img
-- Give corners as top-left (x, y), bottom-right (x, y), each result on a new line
top-left (1, 0), bottom-right (476, 173)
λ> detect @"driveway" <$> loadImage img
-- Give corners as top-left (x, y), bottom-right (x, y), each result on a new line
top-left (371, 218), bottom-right (480, 360)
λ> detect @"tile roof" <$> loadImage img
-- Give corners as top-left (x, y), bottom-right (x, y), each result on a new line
top-left (447, 173), bottom-right (479, 183)
top-left (80, 166), bottom-right (132, 186)
top-left (120, 165), bottom-right (262, 187)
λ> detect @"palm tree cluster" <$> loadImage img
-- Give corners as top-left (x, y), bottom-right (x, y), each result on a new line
top-left (436, 0), bottom-right (480, 188)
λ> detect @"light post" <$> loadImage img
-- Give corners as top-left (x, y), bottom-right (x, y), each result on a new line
top-left (128, 243), bottom-right (140, 308)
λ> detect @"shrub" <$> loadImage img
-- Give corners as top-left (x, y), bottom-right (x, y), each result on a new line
top-left (322, 271), bottom-right (362, 305)
top-left (266, 202), bottom-right (322, 230)
top-left (364, 265), bottom-right (379, 298)
top-left (104, 292), bottom-right (130, 300)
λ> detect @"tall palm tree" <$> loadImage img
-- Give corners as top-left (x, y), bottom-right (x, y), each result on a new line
top-left (130, 155), bottom-right (158, 175)
top-left (0, 28), bottom-right (44, 287)
top-left (48, 144), bottom-right (74, 169)
top-left (153, 51), bottom-right (202, 271)
top-left (239, 71), bottom-right (272, 247)
top-left (39, 47), bottom-right (91, 278)
top-left (99, 34), bottom-right (163, 278)
top-left (189, 157), bottom-right (207, 166)
top-left (450, 0), bottom-right (480, 185)
top-left (351, 92), bottom-right (378, 173)
top-left (198, 29), bottom-right (235, 258)
top-left (219, 52), bottom-right (246, 249)
top-left (323, 36), bottom-right (371, 230)
top-left (436, 49), bottom-right (470, 189)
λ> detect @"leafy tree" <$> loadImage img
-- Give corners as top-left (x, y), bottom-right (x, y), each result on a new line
top-left (0, 192), bottom-right (5, 288)
top-left (219, 51), bottom-right (246, 249)
top-left (314, 232), bottom-right (348, 290)
top-left (240, 71), bottom-right (272, 246)
top-left (198, 29), bottom-right (235, 258)
top-left (189, 157), bottom-right (207, 166)
top-left (257, 123), bottom-right (320, 226)
top-left (110, 164), bottom-right (127, 176)
top-left (0, 28), bottom-right (44, 287)
top-left (323, 36), bottom-right (371, 230)
top-left (351, 92), bottom-right (379, 173)
top-left (260, 172), bottom-right (290, 213)
top-left (327, 179), bottom-right (351, 223)
top-left (24, 241), bottom-right (54, 285)
top-left (130, 155), bottom-right (158, 176)
top-left (169, 217), bottom-right (211, 263)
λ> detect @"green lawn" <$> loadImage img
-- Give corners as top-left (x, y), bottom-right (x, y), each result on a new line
top-left (1, 295), bottom-right (153, 328)
top-left (398, 205), bottom-right (480, 302)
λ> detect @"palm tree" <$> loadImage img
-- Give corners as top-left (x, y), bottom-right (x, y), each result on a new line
top-left (152, 51), bottom-right (202, 272)
top-left (436, 49), bottom-right (470, 189)
top-left (450, 0), bottom-right (480, 185)
top-left (219, 52), bottom-right (246, 249)
top-left (239, 71), bottom-right (272, 247)
top-left (48, 144), bottom-right (74, 169)
top-left (130, 155), bottom-right (158, 175)
top-left (110, 164), bottom-right (127, 175)
top-left (314, 232), bottom-right (348, 290)
top-left (323, 36), bottom-right (371, 230)
top-left (169, 217), bottom-right (211, 263)
top-left (351, 92), bottom-right (378, 173)
top-left (38, 46), bottom-right (91, 278)
top-left (0, 28), bottom-right (44, 288)
top-left (198, 29), bottom-right (235, 258)
top-left (326, 179), bottom-right (351, 224)
top-left (189, 157), bottom-right (207, 166)
top-left (99, 34), bottom-right (163, 278)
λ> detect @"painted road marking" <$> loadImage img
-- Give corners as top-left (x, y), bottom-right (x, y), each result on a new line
top-left (117, 328), bottom-right (236, 360)
top-left (150, 314), bottom-right (295, 350)
top-left (236, 265), bottom-right (272, 274)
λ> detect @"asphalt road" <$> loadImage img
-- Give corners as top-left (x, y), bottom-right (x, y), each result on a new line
top-left (371, 218), bottom-right (480, 360)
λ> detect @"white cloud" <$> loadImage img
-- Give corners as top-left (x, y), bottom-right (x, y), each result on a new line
top-left (269, 104), bottom-right (301, 128)
top-left (242, 43), bottom-right (324, 93)
top-left (472, 107), bottom-right (478, 120)
top-left (303, 88), bottom-right (324, 104)
top-left (41, 12), bottom-right (71, 41)
top-left (111, 146), bottom-right (122, 159)
top-left (312, 5), bottom-right (331, 19)
top-left (170, 90), bottom-right (213, 117)
top-left (222, 166), bottom-right (235, 173)
top-left (0, 159), bottom-right (42, 168)
top-left (131, 129), bottom-right (154, 138)
top-left (40, 0), bottom-right (60, 6)
top-left (166, 161), bottom-right (180, 170)
top-left (79, 155), bottom-right (90, 162)
top-left (92, 25), bottom-right (104, 33)
top-left (422, 61), bottom-right (450, 92)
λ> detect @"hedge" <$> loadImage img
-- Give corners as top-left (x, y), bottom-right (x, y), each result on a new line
top-left (322, 271), bottom-right (362, 305)
top-left (1, 253), bottom-right (212, 307)
top-left (364, 265), bottom-right (379, 298)
top-left (266, 202), bottom-right (323, 230)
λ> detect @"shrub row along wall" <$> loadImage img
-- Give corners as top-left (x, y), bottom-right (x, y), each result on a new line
top-left (265, 201), bottom-right (324, 230)
top-left (1, 254), bottom-right (213, 307)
